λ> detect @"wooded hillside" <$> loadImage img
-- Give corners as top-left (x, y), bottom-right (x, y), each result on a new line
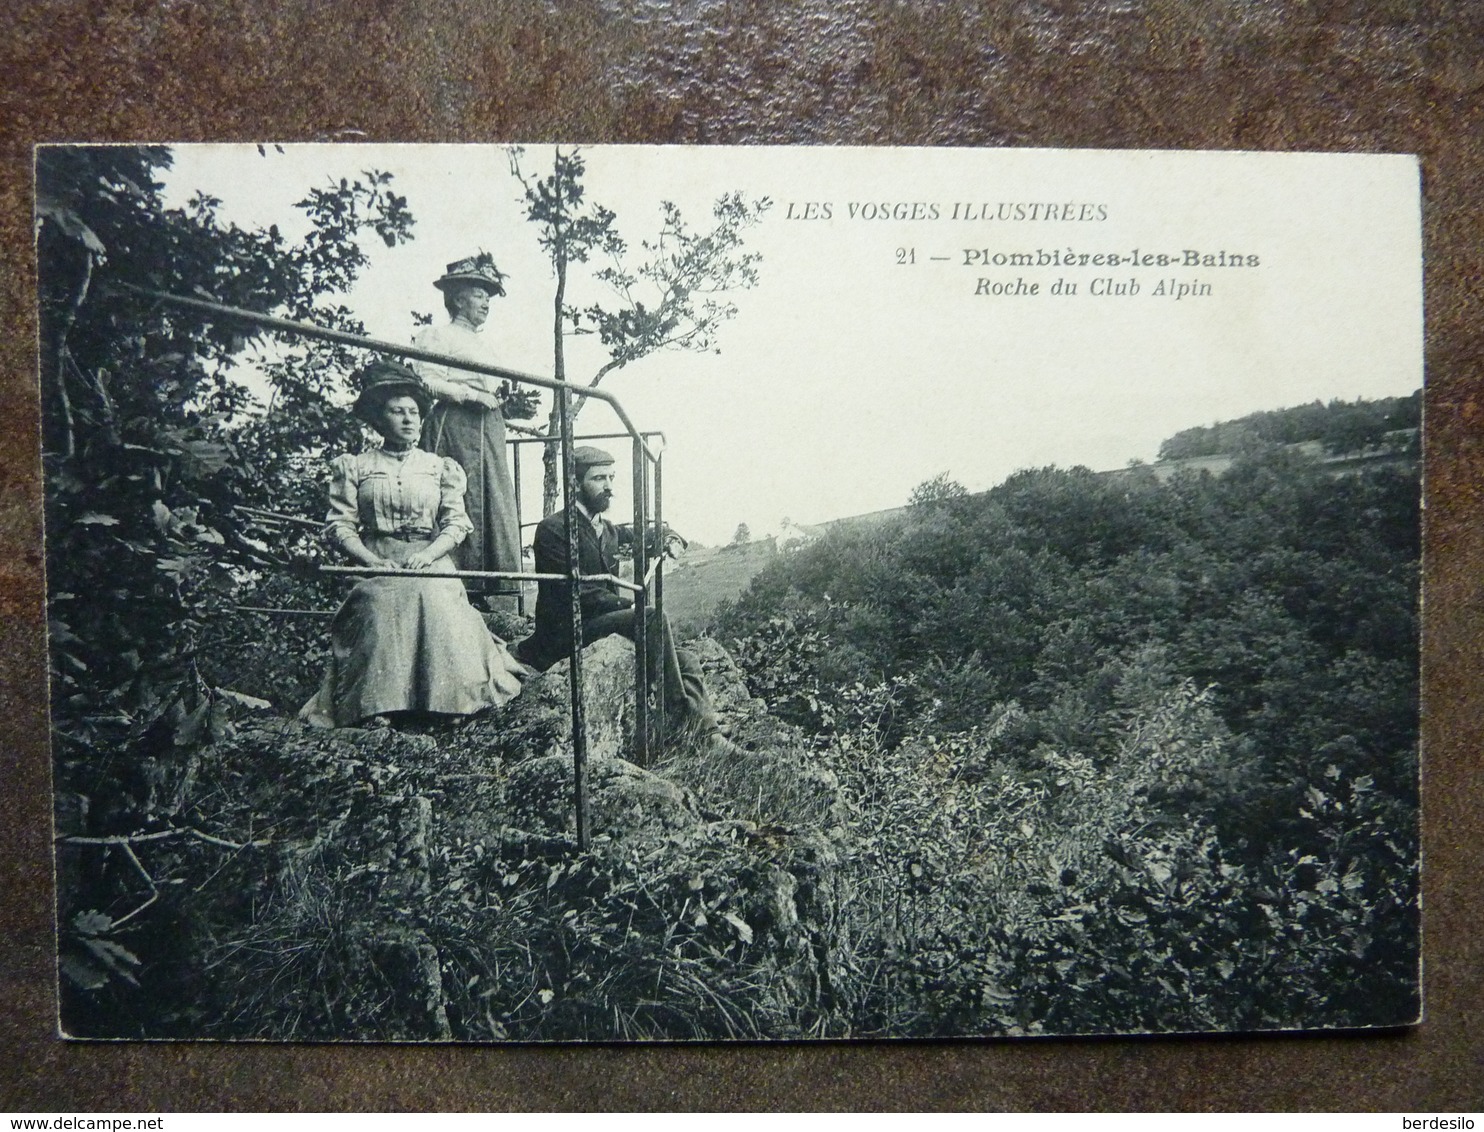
top-left (712, 429), bottom-right (1420, 1032)
top-left (1157, 392), bottom-right (1421, 460)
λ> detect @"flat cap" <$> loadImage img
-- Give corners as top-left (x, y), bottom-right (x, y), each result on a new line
top-left (572, 446), bottom-right (615, 470)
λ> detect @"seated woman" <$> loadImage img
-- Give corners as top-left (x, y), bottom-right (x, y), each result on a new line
top-left (299, 360), bottom-right (529, 729)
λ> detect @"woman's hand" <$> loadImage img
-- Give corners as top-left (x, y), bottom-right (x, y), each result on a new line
top-left (404, 532), bottom-right (458, 571)
top-left (339, 534), bottom-right (401, 572)
top-left (466, 390), bottom-right (503, 410)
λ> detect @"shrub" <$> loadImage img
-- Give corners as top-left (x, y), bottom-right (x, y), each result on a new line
top-left (711, 443), bottom-right (1421, 1034)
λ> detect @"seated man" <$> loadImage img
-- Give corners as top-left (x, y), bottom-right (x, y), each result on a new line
top-left (515, 446), bottom-right (721, 743)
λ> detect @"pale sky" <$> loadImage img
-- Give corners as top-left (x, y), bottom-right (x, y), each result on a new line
top-left (161, 144), bottom-right (1422, 547)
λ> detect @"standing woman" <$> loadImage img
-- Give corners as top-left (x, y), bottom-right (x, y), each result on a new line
top-left (299, 360), bottom-right (528, 729)
top-left (412, 253), bottom-right (524, 608)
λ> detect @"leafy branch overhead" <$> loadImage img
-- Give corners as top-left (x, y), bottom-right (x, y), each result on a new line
top-left (508, 146), bottom-right (625, 271)
top-left (580, 193), bottom-right (773, 372)
top-left (507, 145), bottom-right (771, 513)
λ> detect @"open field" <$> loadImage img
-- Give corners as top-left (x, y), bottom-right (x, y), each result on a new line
top-left (663, 540), bottom-right (779, 636)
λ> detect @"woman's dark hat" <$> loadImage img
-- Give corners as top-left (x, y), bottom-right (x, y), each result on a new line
top-left (434, 252), bottom-right (507, 296)
top-left (352, 359), bottom-right (431, 424)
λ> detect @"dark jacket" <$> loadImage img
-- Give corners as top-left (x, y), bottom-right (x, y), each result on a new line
top-left (524, 507), bottom-right (634, 669)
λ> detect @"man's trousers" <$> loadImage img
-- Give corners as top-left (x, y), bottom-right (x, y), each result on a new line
top-left (531, 605), bottom-right (717, 736)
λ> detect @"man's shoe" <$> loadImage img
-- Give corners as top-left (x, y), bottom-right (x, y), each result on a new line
top-left (511, 635), bottom-right (542, 669)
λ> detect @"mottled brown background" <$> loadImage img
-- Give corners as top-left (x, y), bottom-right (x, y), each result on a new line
top-left (2, 0), bottom-right (1480, 1112)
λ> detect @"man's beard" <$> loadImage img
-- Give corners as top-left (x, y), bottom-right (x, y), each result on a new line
top-left (581, 488), bottom-right (612, 513)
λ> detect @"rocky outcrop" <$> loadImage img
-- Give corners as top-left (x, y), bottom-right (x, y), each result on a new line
top-left (460, 634), bottom-right (638, 765)
top-left (503, 754), bottom-right (700, 840)
top-left (165, 632), bottom-right (849, 1040)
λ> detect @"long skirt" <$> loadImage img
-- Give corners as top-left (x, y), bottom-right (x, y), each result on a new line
top-left (298, 535), bottom-right (527, 728)
top-left (421, 401), bottom-right (522, 594)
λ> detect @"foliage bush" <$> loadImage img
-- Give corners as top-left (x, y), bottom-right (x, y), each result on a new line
top-left (40, 146), bottom-right (413, 746)
top-left (58, 717), bottom-right (846, 1042)
top-left (40, 146), bottom-right (422, 1012)
top-left (716, 442), bottom-right (1421, 1034)
top-left (55, 433), bottom-right (1420, 1041)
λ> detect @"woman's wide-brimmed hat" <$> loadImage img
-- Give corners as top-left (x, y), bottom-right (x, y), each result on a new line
top-left (433, 252), bottom-right (507, 296)
top-left (351, 359), bottom-right (432, 424)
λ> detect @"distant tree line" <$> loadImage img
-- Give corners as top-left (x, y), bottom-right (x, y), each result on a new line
top-left (1157, 392), bottom-right (1420, 461)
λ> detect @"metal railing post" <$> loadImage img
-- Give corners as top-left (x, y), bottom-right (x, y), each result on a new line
top-left (511, 436), bottom-right (525, 616)
top-left (558, 387), bottom-right (589, 850)
top-left (631, 436), bottom-right (649, 767)
top-left (653, 448), bottom-right (666, 758)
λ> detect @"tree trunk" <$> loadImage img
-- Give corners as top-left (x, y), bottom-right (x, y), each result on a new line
top-left (542, 239), bottom-right (568, 518)
top-left (542, 405), bottom-right (562, 519)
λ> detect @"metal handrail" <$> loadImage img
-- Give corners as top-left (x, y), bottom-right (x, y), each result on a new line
top-left (113, 285), bottom-right (662, 465)
top-left (124, 286), bottom-right (670, 850)
top-left (509, 430), bottom-right (668, 448)
top-left (320, 564), bottom-right (646, 594)
top-left (236, 505), bottom-right (322, 530)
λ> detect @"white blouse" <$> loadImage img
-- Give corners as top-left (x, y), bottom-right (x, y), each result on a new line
top-left (411, 320), bottom-right (503, 405)
top-left (324, 446), bottom-right (474, 546)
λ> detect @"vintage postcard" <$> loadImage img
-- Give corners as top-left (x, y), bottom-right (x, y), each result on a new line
top-left (38, 143), bottom-right (1421, 1040)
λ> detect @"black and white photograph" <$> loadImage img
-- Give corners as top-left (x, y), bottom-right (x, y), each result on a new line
top-left (38, 142), bottom-right (1423, 1042)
